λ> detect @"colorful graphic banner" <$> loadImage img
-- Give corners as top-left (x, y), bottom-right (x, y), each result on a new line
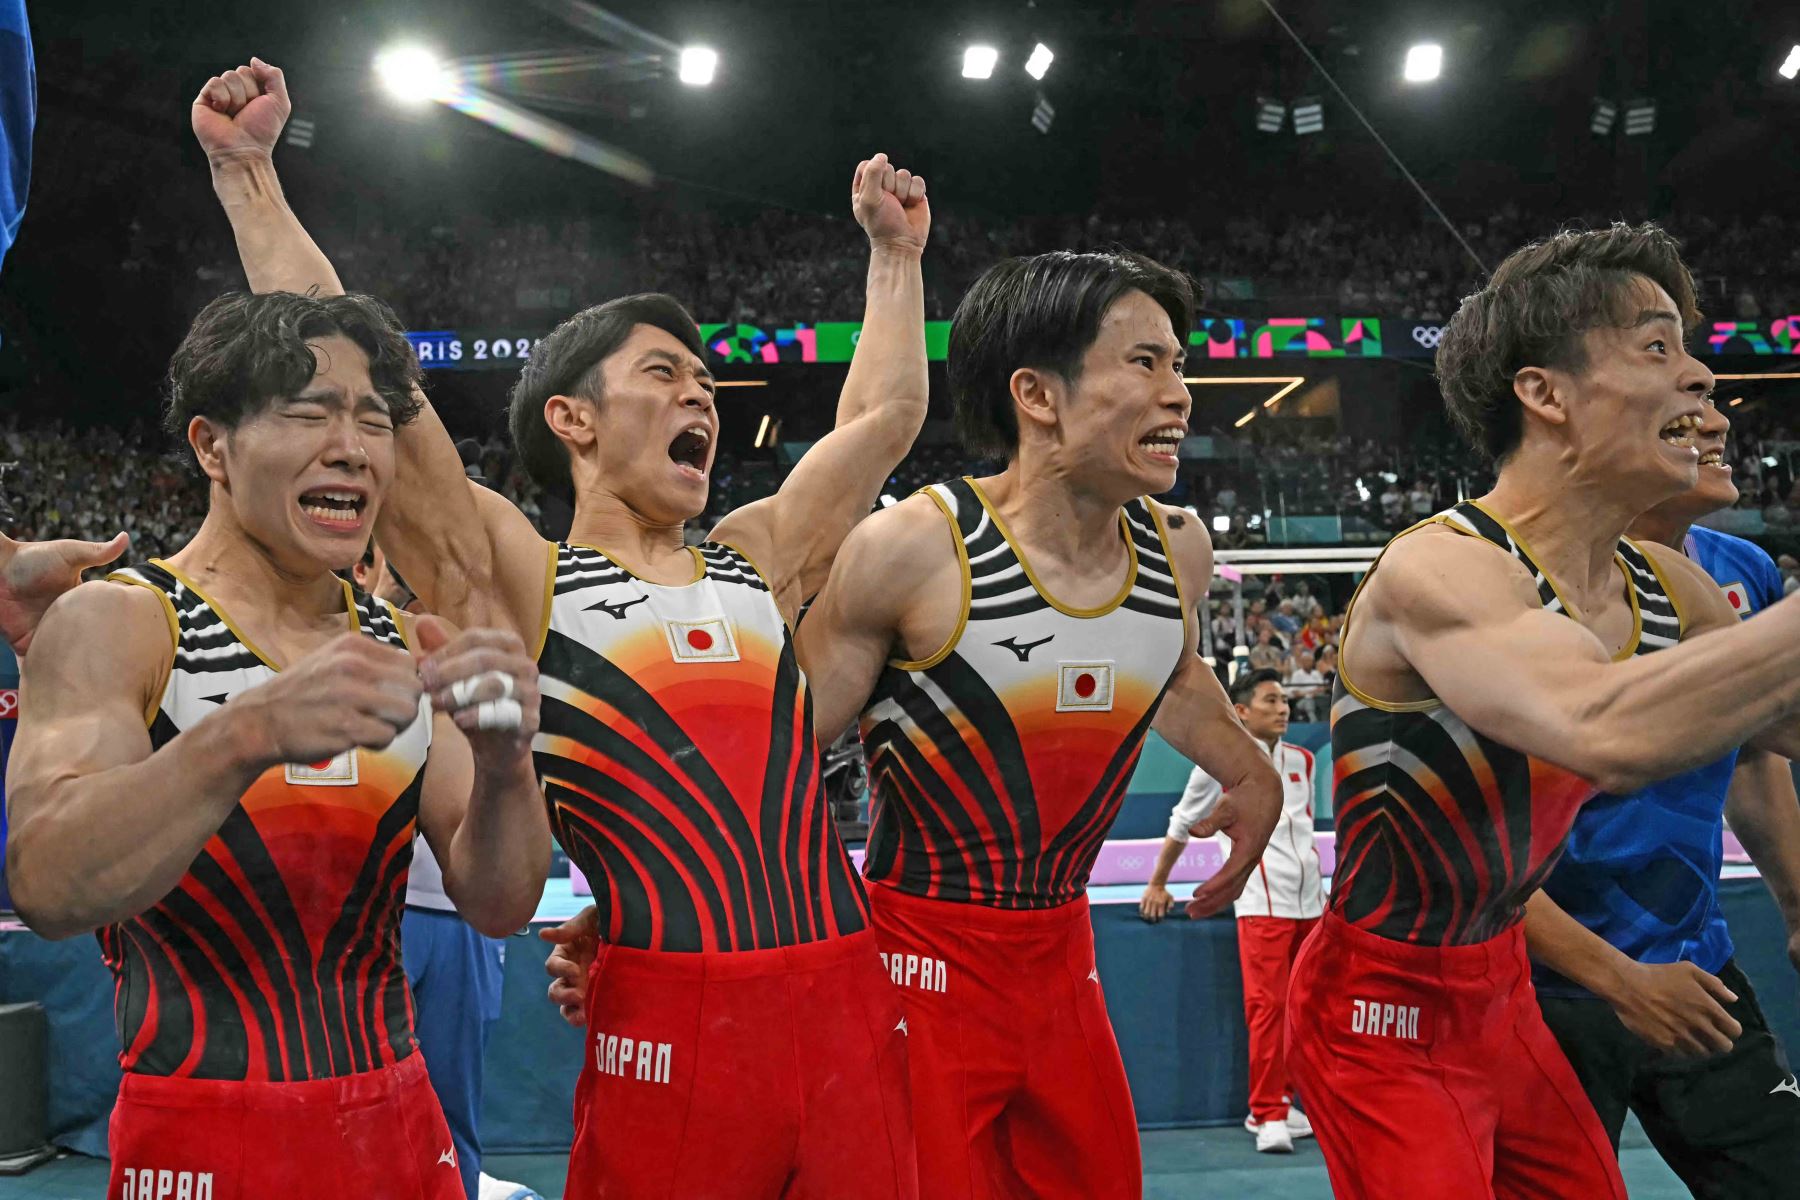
top-left (409, 314), bottom-right (1785, 371)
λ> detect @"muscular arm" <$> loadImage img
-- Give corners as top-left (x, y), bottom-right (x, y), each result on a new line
top-left (1725, 748), bottom-right (1800, 965)
top-left (1149, 507), bottom-right (1282, 918)
top-left (415, 711), bottom-right (552, 937)
top-left (794, 495), bottom-right (951, 746)
top-left (196, 61), bottom-right (537, 636)
top-left (1361, 528), bottom-right (1800, 794)
top-left (710, 157), bottom-right (930, 616)
top-left (4, 584), bottom-right (268, 938)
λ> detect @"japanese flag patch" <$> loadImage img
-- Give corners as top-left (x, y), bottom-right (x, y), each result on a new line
top-left (1056, 662), bottom-right (1115, 712)
top-left (285, 750), bottom-right (359, 787)
top-left (1720, 581), bottom-right (1751, 618)
top-left (665, 616), bottom-right (740, 663)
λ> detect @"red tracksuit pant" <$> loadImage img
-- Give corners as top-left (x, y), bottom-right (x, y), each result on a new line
top-left (1286, 912), bottom-right (1626, 1199)
top-left (1238, 914), bottom-right (1319, 1124)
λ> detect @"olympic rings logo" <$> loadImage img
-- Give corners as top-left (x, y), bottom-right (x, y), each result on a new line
top-left (1411, 325), bottom-right (1446, 349)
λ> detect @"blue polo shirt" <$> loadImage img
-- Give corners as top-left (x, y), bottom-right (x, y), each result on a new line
top-left (1534, 526), bottom-right (1784, 997)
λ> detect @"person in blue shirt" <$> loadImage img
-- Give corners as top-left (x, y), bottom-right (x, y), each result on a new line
top-left (1527, 396), bottom-right (1800, 1198)
top-left (0, 0), bottom-right (32, 275)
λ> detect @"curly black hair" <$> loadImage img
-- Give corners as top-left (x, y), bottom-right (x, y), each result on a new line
top-left (164, 290), bottom-right (424, 439)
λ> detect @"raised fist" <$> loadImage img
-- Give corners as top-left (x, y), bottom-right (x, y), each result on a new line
top-left (851, 152), bottom-right (930, 254)
top-left (192, 58), bottom-right (291, 162)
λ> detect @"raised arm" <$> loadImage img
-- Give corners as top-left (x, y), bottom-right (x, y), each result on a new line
top-left (193, 60), bottom-right (538, 636)
top-left (1148, 506), bottom-right (1283, 919)
top-left (0, 529), bottom-right (130, 655)
top-left (6, 582), bottom-right (424, 938)
top-left (710, 154), bottom-right (930, 616)
top-left (1359, 528), bottom-right (1800, 794)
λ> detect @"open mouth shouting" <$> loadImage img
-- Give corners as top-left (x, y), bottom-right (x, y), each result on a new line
top-left (668, 425), bottom-right (712, 481)
top-left (1138, 424), bottom-right (1186, 465)
top-left (299, 487), bottom-right (368, 533)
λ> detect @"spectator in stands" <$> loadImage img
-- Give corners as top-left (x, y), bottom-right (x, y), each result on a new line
top-left (1289, 581), bottom-right (1322, 620)
top-left (1270, 600), bottom-right (1301, 639)
top-left (1287, 651), bottom-right (1328, 722)
top-left (1407, 478), bottom-right (1436, 519)
top-left (1248, 626), bottom-right (1286, 674)
top-left (1380, 480), bottom-right (1405, 528)
top-left (1138, 670), bottom-right (1323, 1154)
top-left (1779, 554), bottom-right (1800, 596)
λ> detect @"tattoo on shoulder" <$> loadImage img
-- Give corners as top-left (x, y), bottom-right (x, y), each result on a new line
top-left (1166, 513), bottom-right (1186, 529)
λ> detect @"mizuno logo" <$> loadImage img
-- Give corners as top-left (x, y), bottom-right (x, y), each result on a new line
top-left (994, 634), bottom-right (1055, 662)
top-left (1772, 1076), bottom-right (1800, 1099)
top-left (895, 1017), bottom-right (908, 1036)
top-left (201, 693), bottom-right (230, 706)
top-left (439, 1147), bottom-right (457, 1167)
top-left (1087, 967), bottom-right (1101, 984)
top-left (586, 595), bottom-right (649, 620)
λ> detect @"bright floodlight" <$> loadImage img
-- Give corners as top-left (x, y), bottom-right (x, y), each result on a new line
top-left (679, 46), bottom-right (718, 86)
top-left (1025, 43), bottom-right (1054, 81)
top-left (1403, 43), bottom-right (1443, 83)
top-left (676, 47), bottom-right (716, 86)
top-left (375, 46), bottom-right (446, 104)
top-left (963, 45), bottom-right (998, 79)
top-left (1781, 45), bottom-right (1800, 81)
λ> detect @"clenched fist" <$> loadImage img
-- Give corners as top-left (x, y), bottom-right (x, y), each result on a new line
top-left (851, 152), bottom-right (930, 254)
top-left (228, 633), bottom-right (424, 769)
top-left (192, 57), bottom-right (290, 163)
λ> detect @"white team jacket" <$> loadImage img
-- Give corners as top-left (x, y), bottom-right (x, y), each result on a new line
top-left (1166, 739), bottom-right (1324, 920)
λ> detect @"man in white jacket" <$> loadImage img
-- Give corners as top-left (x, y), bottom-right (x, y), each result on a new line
top-left (1139, 668), bottom-right (1324, 1154)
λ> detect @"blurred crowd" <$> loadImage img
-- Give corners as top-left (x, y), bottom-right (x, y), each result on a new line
top-left (155, 200), bottom-right (1800, 332)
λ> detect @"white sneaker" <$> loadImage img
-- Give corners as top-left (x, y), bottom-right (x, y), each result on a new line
top-left (1286, 1108), bottom-right (1314, 1139)
top-left (1254, 1120), bottom-right (1294, 1154)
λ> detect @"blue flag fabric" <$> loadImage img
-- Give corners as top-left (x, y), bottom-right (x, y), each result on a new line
top-left (0, 1), bottom-right (33, 274)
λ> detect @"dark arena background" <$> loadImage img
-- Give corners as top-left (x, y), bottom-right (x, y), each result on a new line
top-left (3, 1), bottom-right (1800, 1196)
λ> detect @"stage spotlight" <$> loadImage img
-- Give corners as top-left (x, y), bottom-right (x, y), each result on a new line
top-left (1590, 97), bottom-right (1617, 135)
top-left (1212, 515), bottom-right (1231, 534)
top-left (1292, 96), bottom-right (1323, 135)
top-left (1031, 95), bottom-right (1055, 134)
top-left (1255, 96), bottom-right (1287, 133)
top-left (678, 46), bottom-right (717, 86)
top-left (375, 46), bottom-right (447, 105)
top-left (1781, 45), bottom-right (1800, 80)
top-left (963, 45), bottom-right (998, 79)
top-left (1025, 43), bottom-right (1054, 81)
top-left (1403, 43), bottom-right (1442, 83)
top-left (1624, 98), bottom-right (1656, 135)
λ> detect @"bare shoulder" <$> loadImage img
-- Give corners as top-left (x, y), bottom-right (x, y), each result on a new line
top-left (1147, 500), bottom-right (1212, 590)
top-left (837, 493), bottom-right (959, 590)
top-left (1361, 521), bottom-right (1544, 627)
top-left (27, 579), bottom-right (173, 703)
top-left (1636, 536), bottom-right (1738, 634)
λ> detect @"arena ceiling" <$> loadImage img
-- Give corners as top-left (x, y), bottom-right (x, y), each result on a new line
top-left (35, 0), bottom-right (1800, 224)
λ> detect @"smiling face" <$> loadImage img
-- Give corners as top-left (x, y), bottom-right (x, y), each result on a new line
top-left (560, 323), bottom-right (718, 525)
top-left (1540, 277), bottom-right (1717, 502)
top-left (1034, 289), bottom-right (1192, 499)
top-left (1633, 395), bottom-right (1736, 527)
top-left (193, 333), bottom-right (395, 572)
